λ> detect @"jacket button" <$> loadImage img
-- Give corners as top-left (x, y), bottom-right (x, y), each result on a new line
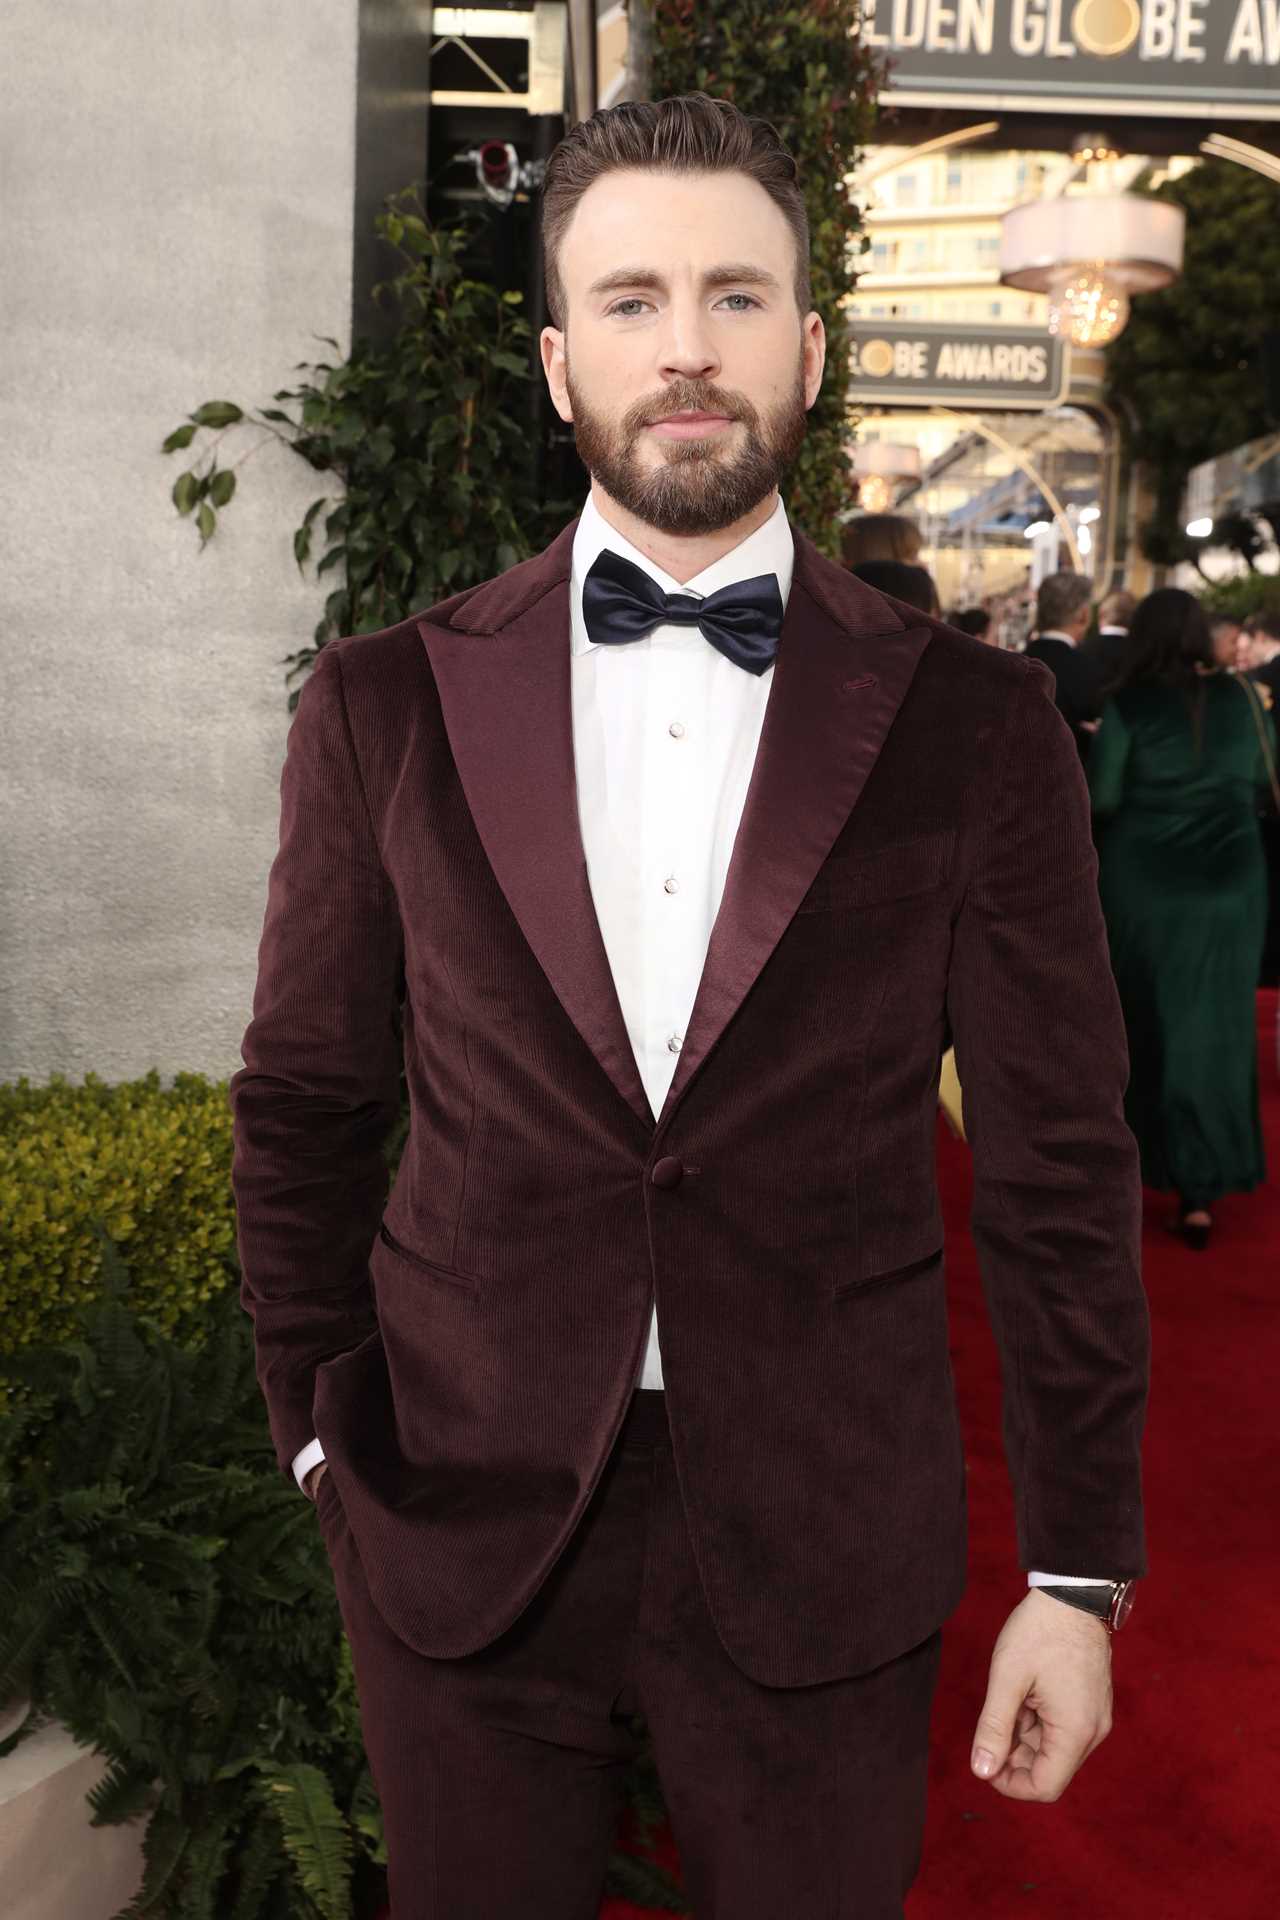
top-left (650, 1156), bottom-right (684, 1190)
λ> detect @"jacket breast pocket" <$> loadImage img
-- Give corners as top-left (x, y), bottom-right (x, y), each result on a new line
top-left (796, 828), bottom-right (956, 915)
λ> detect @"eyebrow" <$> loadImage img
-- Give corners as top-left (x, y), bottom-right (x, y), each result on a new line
top-left (586, 263), bottom-right (783, 300)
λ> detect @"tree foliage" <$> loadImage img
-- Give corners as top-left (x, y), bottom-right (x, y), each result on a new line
top-left (1104, 158), bottom-right (1280, 566)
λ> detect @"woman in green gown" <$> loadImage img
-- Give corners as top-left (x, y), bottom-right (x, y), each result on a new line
top-left (1088, 588), bottom-right (1274, 1249)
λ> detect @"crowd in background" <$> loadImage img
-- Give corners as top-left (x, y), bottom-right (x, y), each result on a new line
top-left (841, 511), bottom-right (1280, 1255)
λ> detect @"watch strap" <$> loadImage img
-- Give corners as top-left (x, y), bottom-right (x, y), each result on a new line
top-left (1038, 1582), bottom-right (1115, 1623)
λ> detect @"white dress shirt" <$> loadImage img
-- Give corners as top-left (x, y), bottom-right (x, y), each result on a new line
top-left (290, 491), bottom-right (1108, 1589)
top-left (569, 489), bottom-right (791, 1390)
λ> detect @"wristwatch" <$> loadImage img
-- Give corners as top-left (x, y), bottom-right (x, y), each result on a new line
top-left (1038, 1580), bottom-right (1136, 1632)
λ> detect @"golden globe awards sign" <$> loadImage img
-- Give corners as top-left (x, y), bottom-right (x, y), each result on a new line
top-left (850, 319), bottom-right (1070, 406)
top-left (863, 0), bottom-right (1280, 119)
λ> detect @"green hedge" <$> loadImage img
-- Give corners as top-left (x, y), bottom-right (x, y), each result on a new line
top-left (0, 1072), bottom-right (238, 1357)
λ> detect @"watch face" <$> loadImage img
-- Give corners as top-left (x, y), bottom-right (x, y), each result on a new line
top-left (1110, 1581), bottom-right (1135, 1630)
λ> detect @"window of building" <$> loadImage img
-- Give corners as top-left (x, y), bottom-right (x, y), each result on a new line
top-left (945, 160), bottom-right (964, 201)
top-left (896, 173), bottom-right (918, 207)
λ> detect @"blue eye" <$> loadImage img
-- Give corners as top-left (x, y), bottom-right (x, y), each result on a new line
top-left (605, 292), bottom-right (762, 318)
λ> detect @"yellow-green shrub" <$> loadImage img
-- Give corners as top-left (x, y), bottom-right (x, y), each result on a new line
top-left (0, 1070), bottom-right (237, 1357)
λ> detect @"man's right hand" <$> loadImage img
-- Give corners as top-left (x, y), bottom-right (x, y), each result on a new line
top-left (304, 1461), bottom-right (329, 1503)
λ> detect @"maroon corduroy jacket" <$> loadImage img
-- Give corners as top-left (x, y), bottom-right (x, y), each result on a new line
top-left (229, 519), bottom-right (1150, 1687)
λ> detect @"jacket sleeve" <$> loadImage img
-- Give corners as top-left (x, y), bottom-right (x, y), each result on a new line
top-left (229, 643), bottom-right (404, 1481)
top-left (946, 658), bottom-right (1151, 1578)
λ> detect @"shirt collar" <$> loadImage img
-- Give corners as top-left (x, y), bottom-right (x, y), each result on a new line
top-left (570, 488), bottom-right (795, 657)
top-left (1039, 629), bottom-right (1079, 650)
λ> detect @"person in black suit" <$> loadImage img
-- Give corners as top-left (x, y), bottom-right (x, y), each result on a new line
top-left (1025, 571), bottom-right (1104, 758)
top-left (1082, 588), bottom-right (1136, 695)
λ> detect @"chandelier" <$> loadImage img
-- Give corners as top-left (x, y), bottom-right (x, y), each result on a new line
top-left (851, 440), bottom-right (921, 513)
top-left (1000, 194), bottom-right (1184, 349)
top-left (1045, 265), bottom-right (1129, 347)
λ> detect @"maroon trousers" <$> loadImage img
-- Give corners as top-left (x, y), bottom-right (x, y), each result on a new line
top-left (316, 1389), bottom-right (943, 1919)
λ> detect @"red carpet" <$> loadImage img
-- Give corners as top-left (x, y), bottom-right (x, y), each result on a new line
top-left (603, 992), bottom-right (1280, 1918)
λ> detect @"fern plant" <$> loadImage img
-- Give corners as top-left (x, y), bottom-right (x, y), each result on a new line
top-left (0, 1222), bottom-right (385, 1919)
top-left (0, 1217), bottom-right (687, 1914)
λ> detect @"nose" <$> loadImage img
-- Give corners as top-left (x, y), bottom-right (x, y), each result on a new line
top-left (659, 295), bottom-right (720, 384)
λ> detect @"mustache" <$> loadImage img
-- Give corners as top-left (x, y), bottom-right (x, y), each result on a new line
top-left (624, 380), bottom-right (758, 433)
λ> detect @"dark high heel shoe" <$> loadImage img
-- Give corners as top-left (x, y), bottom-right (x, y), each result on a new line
top-left (1178, 1208), bottom-right (1213, 1251)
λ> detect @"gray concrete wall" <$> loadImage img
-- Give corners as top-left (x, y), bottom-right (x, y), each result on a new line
top-left (0, 0), bottom-right (359, 1085)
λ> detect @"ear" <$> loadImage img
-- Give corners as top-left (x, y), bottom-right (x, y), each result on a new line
top-left (803, 310), bottom-right (826, 410)
top-left (540, 326), bottom-right (573, 424)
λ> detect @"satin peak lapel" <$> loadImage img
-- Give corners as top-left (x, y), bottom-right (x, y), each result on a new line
top-left (655, 539), bottom-right (932, 1130)
top-left (418, 527), bottom-right (656, 1133)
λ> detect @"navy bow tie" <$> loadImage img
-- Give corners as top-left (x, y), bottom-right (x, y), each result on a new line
top-left (581, 547), bottom-right (783, 675)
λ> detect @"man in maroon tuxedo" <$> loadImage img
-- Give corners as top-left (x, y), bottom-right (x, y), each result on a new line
top-left (231, 94), bottom-right (1150, 1918)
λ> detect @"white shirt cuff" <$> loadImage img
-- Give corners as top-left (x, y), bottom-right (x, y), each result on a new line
top-left (292, 1436), bottom-right (326, 1493)
top-left (1028, 1571), bottom-right (1112, 1586)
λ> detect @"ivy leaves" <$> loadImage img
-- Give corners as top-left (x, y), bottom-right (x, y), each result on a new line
top-left (164, 403), bottom-right (245, 547)
top-left (162, 194), bottom-right (563, 680)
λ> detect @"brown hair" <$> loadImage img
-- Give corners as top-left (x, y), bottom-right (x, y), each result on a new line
top-left (841, 513), bottom-right (922, 567)
top-left (541, 93), bottom-right (811, 329)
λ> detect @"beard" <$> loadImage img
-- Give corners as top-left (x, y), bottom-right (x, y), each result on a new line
top-left (566, 359), bottom-right (809, 537)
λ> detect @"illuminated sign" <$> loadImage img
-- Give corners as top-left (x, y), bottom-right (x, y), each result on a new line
top-left (864, 0), bottom-right (1280, 120)
top-left (850, 319), bottom-right (1070, 406)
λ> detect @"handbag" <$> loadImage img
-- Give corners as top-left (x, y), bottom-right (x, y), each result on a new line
top-left (1236, 672), bottom-right (1280, 817)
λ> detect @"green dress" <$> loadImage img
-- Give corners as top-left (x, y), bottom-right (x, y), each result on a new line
top-left (1088, 672), bottom-right (1271, 1207)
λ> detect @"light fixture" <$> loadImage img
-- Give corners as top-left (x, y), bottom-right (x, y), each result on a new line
top-left (1024, 520), bottom-right (1052, 539)
top-left (1070, 129), bottom-right (1122, 165)
top-left (1186, 517), bottom-right (1214, 538)
top-left (1045, 266), bottom-right (1129, 347)
top-left (857, 474), bottom-right (895, 513)
top-left (1078, 524), bottom-right (1093, 556)
top-left (1079, 505), bottom-right (1102, 524)
top-left (852, 440), bottom-right (921, 515)
top-left (1000, 194), bottom-right (1184, 349)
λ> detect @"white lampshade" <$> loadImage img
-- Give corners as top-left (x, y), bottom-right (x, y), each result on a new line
top-left (1000, 194), bottom-right (1184, 346)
